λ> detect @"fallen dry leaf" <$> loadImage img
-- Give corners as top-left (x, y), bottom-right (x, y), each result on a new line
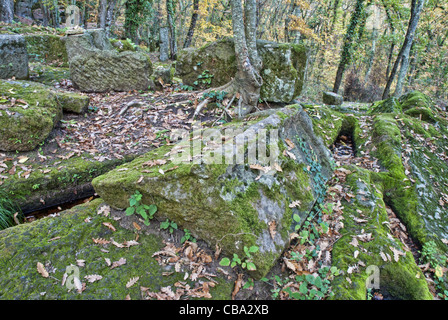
top-left (37, 262), bottom-right (49, 278)
top-left (232, 273), bottom-right (244, 300)
top-left (85, 275), bottom-right (103, 283)
top-left (111, 258), bottom-right (127, 269)
top-left (126, 277), bottom-right (140, 288)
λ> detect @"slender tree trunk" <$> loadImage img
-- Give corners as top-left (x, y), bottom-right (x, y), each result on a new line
top-left (183, 0), bottom-right (199, 48)
top-left (285, 1), bottom-right (301, 44)
top-left (385, 41), bottom-right (395, 80)
top-left (99, 0), bottom-right (117, 36)
top-left (364, 27), bottom-right (378, 82)
top-left (333, 0), bottom-right (365, 94)
top-left (166, 0), bottom-right (177, 59)
top-left (0, 0), bottom-right (14, 23)
top-left (53, 0), bottom-right (60, 28)
top-left (230, 0), bottom-right (263, 117)
top-left (330, 0), bottom-right (341, 33)
top-left (394, 41), bottom-right (412, 96)
top-left (99, 0), bottom-right (107, 28)
top-left (382, 0), bottom-right (425, 99)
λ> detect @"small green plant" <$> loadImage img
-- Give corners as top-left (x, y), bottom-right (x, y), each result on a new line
top-left (219, 245), bottom-right (259, 271)
top-left (181, 85), bottom-right (194, 91)
top-left (203, 90), bottom-right (227, 102)
top-left (160, 219), bottom-right (178, 233)
top-left (32, 184), bottom-right (40, 190)
top-left (290, 251), bottom-right (303, 262)
top-left (420, 241), bottom-right (444, 268)
top-left (155, 129), bottom-right (170, 140)
top-left (194, 70), bottom-right (214, 87)
top-left (0, 190), bottom-right (24, 230)
top-left (181, 229), bottom-right (196, 243)
top-left (88, 105), bottom-right (98, 113)
top-left (243, 277), bottom-right (255, 289)
top-left (366, 288), bottom-right (373, 300)
top-left (125, 191), bottom-right (157, 226)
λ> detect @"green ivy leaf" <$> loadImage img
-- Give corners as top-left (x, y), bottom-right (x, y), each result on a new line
top-left (249, 246), bottom-right (259, 253)
top-left (219, 258), bottom-right (230, 266)
top-left (314, 276), bottom-right (323, 289)
top-left (247, 262), bottom-right (257, 271)
top-left (299, 281), bottom-right (308, 294)
top-left (125, 206), bottom-right (135, 216)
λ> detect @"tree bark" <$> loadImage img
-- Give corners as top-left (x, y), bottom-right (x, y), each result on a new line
top-left (230, 0), bottom-right (263, 118)
top-left (332, 0), bottom-right (365, 94)
top-left (0, 0), bottom-right (14, 23)
top-left (285, 1), bottom-right (301, 44)
top-left (382, 0), bottom-right (425, 99)
top-left (166, 0), bottom-right (177, 59)
top-left (99, 0), bottom-right (117, 36)
top-left (364, 27), bottom-right (378, 83)
top-left (330, 0), bottom-right (341, 33)
top-left (183, 0), bottom-right (199, 48)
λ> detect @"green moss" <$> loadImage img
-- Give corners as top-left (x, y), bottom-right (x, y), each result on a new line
top-left (3, 153), bottom-right (135, 213)
top-left (330, 167), bottom-right (432, 300)
top-left (110, 39), bottom-right (137, 52)
top-left (0, 198), bottom-right (233, 299)
top-left (399, 91), bottom-right (433, 112)
top-left (29, 63), bottom-right (70, 86)
top-left (24, 34), bottom-right (68, 67)
top-left (302, 105), bottom-right (347, 148)
top-left (369, 97), bottom-right (402, 114)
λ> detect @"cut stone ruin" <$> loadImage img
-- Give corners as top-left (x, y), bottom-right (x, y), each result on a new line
top-left (65, 29), bottom-right (153, 92)
top-left (0, 34), bottom-right (29, 80)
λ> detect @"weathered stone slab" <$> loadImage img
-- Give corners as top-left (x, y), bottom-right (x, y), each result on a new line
top-left (176, 38), bottom-right (307, 103)
top-left (0, 198), bottom-right (233, 299)
top-left (92, 106), bottom-right (333, 278)
top-left (65, 29), bottom-right (153, 92)
top-left (0, 79), bottom-right (89, 151)
top-left (322, 91), bottom-right (343, 106)
top-left (0, 34), bottom-right (29, 80)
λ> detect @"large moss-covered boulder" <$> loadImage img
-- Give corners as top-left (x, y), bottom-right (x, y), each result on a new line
top-left (24, 34), bottom-right (68, 66)
top-left (65, 29), bottom-right (153, 93)
top-left (0, 34), bottom-right (29, 80)
top-left (322, 92), bottom-right (343, 106)
top-left (0, 79), bottom-right (89, 151)
top-left (309, 100), bottom-right (448, 298)
top-left (176, 38), bottom-right (307, 103)
top-left (329, 167), bottom-right (433, 300)
top-left (370, 91), bottom-right (440, 124)
top-left (92, 106), bottom-right (333, 279)
top-left (0, 199), bottom-right (233, 299)
top-left (29, 63), bottom-right (70, 86)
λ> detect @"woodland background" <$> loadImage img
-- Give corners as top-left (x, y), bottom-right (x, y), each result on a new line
top-left (4, 0), bottom-right (445, 106)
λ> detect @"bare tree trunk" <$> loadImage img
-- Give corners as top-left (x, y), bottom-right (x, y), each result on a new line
top-left (98, 0), bottom-right (107, 28)
top-left (183, 0), bottom-right (199, 48)
top-left (385, 41), bottom-right (395, 80)
top-left (364, 27), bottom-right (378, 82)
top-left (0, 0), bottom-right (14, 23)
top-left (285, 1), bottom-right (301, 44)
top-left (230, 0), bottom-right (263, 118)
top-left (166, 0), bottom-right (177, 59)
top-left (394, 42), bottom-right (412, 97)
top-left (330, 0), bottom-right (341, 33)
top-left (99, 0), bottom-right (117, 36)
top-left (382, 0), bottom-right (425, 99)
top-left (333, 0), bottom-right (365, 94)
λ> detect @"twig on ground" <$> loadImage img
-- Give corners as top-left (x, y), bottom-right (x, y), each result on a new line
top-left (193, 98), bottom-right (210, 119)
